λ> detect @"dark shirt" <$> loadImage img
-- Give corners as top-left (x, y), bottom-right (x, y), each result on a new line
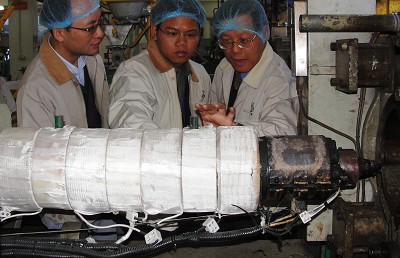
top-left (175, 63), bottom-right (191, 127)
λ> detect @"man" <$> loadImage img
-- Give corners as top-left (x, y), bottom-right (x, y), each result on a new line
top-left (17, 0), bottom-right (109, 129)
top-left (16, 0), bottom-right (112, 237)
top-left (108, 0), bottom-right (210, 129)
top-left (195, 0), bottom-right (298, 137)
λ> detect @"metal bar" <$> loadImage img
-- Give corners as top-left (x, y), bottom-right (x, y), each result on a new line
top-left (293, 1), bottom-right (308, 76)
top-left (300, 13), bottom-right (400, 32)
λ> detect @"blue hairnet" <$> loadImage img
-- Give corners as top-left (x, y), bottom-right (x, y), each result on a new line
top-left (150, 0), bottom-right (207, 28)
top-left (40, 0), bottom-right (100, 29)
top-left (213, 0), bottom-right (269, 42)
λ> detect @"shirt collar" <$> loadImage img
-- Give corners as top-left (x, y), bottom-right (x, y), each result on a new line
top-left (48, 35), bottom-right (88, 86)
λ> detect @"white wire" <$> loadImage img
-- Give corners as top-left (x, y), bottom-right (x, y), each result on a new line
top-left (0, 209), bottom-right (43, 223)
top-left (115, 220), bottom-right (135, 244)
top-left (142, 212), bottom-right (148, 222)
top-left (74, 211), bottom-right (141, 233)
top-left (308, 190), bottom-right (340, 218)
top-left (156, 212), bottom-right (183, 226)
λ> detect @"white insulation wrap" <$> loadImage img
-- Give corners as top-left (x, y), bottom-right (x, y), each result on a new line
top-left (0, 126), bottom-right (260, 215)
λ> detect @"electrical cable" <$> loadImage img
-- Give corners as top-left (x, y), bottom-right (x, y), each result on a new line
top-left (230, 204), bottom-right (258, 226)
top-left (1, 226), bottom-right (264, 258)
top-left (74, 211), bottom-right (144, 235)
top-left (296, 76), bottom-right (358, 151)
top-left (0, 209), bottom-right (43, 223)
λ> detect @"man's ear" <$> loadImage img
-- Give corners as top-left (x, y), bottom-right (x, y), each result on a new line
top-left (150, 23), bottom-right (157, 40)
top-left (51, 28), bottom-right (66, 42)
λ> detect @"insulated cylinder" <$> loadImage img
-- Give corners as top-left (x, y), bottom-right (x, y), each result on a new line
top-left (0, 126), bottom-right (260, 216)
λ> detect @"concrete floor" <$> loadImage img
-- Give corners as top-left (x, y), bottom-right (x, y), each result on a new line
top-left (153, 239), bottom-right (319, 258)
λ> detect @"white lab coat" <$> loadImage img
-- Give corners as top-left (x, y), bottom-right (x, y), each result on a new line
top-left (108, 40), bottom-right (211, 129)
top-left (211, 43), bottom-right (299, 137)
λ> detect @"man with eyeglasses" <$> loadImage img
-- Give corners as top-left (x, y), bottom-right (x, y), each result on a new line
top-left (108, 0), bottom-right (210, 129)
top-left (17, 0), bottom-right (109, 129)
top-left (16, 0), bottom-right (114, 238)
top-left (195, 0), bottom-right (298, 137)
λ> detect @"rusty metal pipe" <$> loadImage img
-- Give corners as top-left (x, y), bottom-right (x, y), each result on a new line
top-left (300, 13), bottom-right (400, 32)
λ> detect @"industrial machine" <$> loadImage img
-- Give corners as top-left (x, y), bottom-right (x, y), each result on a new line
top-left (0, 126), bottom-right (382, 257)
top-left (1, 0), bottom-right (400, 257)
top-left (100, 0), bottom-right (153, 81)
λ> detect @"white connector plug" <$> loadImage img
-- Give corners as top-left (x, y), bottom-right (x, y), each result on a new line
top-left (126, 211), bottom-right (138, 222)
top-left (299, 211), bottom-right (312, 224)
top-left (202, 217), bottom-right (219, 233)
top-left (145, 229), bottom-right (162, 244)
top-left (299, 190), bottom-right (340, 224)
top-left (0, 207), bottom-right (11, 221)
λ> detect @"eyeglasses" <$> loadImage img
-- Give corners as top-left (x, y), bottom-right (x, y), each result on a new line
top-left (218, 34), bottom-right (257, 50)
top-left (68, 23), bottom-right (102, 34)
top-left (158, 27), bottom-right (200, 39)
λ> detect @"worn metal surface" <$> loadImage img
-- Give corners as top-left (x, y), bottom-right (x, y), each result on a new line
top-left (337, 149), bottom-right (359, 185)
top-left (361, 91), bottom-right (392, 161)
top-left (306, 0), bottom-right (376, 150)
top-left (306, 204), bottom-right (333, 241)
top-left (381, 95), bottom-right (400, 165)
top-left (381, 145), bottom-right (400, 164)
top-left (263, 135), bottom-right (380, 200)
top-left (330, 38), bottom-right (359, 93)
top-left (266, 135), bottom-right (336, 199)
top-left (330, 38), bottom-right (392, 94)
top-left (331, 199), bottom-right (387, 258)
top-left (293, 1), bottom-right (308, 76)
top-left (381, 165), bottom-right (400, 227)
top-left (300, 14), bottom-right (400, 32)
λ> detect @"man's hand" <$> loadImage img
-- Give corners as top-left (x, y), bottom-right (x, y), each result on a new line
top-left (195, 103), bottom-right (236, 127)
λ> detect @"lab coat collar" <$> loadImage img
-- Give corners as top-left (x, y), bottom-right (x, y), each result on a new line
top-left (39, 32), bottom-right (75, 86)
top-left (242, 43), bottom-right (273, 89)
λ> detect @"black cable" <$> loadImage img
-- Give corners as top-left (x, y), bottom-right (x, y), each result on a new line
top-left (1, 226), bottom-right (264, 258)
top-left (297, 76), bottom-right (358, 150)
top-left (230, 204), bottom-right (258, 226)
top-left (1, 249), bottom-right (84, 258)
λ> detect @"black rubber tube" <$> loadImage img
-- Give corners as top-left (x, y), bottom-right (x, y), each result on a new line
top-left (1, 249), bottom-right (84, 258)
top-left (1, 226), bottom-right (263, 258)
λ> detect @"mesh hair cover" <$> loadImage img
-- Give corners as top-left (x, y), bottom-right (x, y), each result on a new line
top-left (40, 0), bottom-right (100, 29)
top-left (150, 0), bottom-right (207, 28)
top-left (213, 0), bottom-right (269, 42)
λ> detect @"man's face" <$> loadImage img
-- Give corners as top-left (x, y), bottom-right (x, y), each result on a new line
top-left (61, 9), bottom-right (104, 61)
top-left (152, 16), bottom-right (201, 67)
top-left (219, 29), bottom-right (266, 73)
